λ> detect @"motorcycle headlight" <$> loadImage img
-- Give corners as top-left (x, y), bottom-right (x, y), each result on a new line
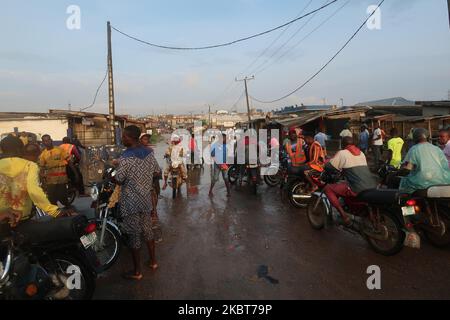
top-left (90, 186), bottom-right (99, 201)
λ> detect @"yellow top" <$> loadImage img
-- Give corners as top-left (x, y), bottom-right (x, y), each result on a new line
top-left (0, 157), bottom-right (60, 220)
top-left (39, 147), bottom-right (69, 185)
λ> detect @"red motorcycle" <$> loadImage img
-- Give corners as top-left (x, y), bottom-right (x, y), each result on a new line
top-left (306, 171), bottom-right (416, 256)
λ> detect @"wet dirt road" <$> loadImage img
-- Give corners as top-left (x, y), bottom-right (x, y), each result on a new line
top-left (79, 139), bottom-right (450, 300)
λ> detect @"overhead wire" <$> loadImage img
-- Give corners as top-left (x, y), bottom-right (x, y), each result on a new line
top-left (251, 0), bottom-right (385, 104)
top-left (81, 69), bottom-right (108, 111)
top-left (254, 0), bottom-right (352, 76)
top-left (111, 1), bottom-right (339, 51)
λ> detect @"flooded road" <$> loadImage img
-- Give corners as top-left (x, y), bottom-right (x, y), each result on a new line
top-left (79, 138), bottom-right (450, 300)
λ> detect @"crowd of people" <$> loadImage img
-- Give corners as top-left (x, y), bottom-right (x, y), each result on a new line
top-left (2, 122), bottom-right (450, 283)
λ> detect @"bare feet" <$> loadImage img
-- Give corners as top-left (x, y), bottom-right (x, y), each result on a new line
top-left (122, 271), bottom-right (143, 281)
top-left (148, 262), bottom-right (159, 270)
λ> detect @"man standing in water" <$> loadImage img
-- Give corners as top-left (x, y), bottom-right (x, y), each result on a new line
top-left (115, 126), bottom-right (160, 281)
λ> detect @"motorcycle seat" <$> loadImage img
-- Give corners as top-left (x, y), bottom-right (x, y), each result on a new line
top-left (16, 215), bottom-right (89, 245)
top-left (357, 189), bottom-right (399, 205)
top-left (414, 185), bottom-right (450, 199)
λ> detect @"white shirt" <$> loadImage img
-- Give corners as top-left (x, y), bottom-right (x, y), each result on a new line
top-left (373, 128), bottom-right (383, 146)
top-left (340, 129), bottom-right (353, 138)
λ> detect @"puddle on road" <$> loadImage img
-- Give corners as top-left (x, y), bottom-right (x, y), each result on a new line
top-left (257, 265), bottom-right (279, 285)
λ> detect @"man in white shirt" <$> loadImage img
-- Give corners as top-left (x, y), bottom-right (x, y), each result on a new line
top-left (372, 122), bottom-right (384, 171)
top-left (339, 124), bottom-right (353, 139)
top-left (439, 129), bottom-right (450, 168)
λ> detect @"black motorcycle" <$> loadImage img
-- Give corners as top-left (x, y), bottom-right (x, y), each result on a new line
top-left (228, 164), bottom-right (259, 195)
top-left (0, 215), bottom-right (98, 300)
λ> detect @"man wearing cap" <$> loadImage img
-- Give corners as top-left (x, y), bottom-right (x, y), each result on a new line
top-left (162, 134), bottom-right (188, 191)
top-left (400, 128), bottom-right (450, 194)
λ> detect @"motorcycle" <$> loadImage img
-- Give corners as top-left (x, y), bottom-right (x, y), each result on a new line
top-left (89, 166), bottom-right (163, 271)
top-left (378, 163), bottom-right (450, 248)
top-left (165, 155), bottom-right (184, 199)
top-left (0, 215), bottom-right (98, 300)
top-left (405, 186), bottom-right (450, 248)
top-left (306, 171), bottom-right (412, 256)
top-left (89, 167), bottom-right (123, 272)
top-left (228, 164), bottom-right (259, 195)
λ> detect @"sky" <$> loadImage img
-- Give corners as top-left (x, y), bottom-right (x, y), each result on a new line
top-left (0, 0), bottom-right (449, 116)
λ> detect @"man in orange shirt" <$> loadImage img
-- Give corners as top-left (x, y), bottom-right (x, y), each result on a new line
top-left (303, 132), bottom-right (326, 192)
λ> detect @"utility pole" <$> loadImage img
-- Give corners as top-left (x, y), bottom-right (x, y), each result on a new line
top-left (208, 105), bottom-right (212, 128)
top-left (447, 0), bottom-right (450, 28)
top-left (236, 76), bottom-right (255, 128)
top-left (107, 21), bottom-right (116, 145)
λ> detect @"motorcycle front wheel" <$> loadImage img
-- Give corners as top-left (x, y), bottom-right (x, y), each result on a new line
top-left (288, 180), bottom-right (310, 209)
top-left (307, 194), bottom-right (328, 230)
top-left (172, 177), bottom-right (178, 199)
top-left (227, 165), bottom-right (239, 185)
top-left (94, 221), bottom-right (121, 271)
top-left (67, 185), bottom-right (77, 205)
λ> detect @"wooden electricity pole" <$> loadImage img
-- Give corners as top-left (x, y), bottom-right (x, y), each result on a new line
top-left (107, 21), bottom-right (116, 145)
top-left (448, 0), bottom-right (450, 28)
top-left (208, 105), bottom-right (211, 128)
top-left (236, 76), bottom-right (255, 127)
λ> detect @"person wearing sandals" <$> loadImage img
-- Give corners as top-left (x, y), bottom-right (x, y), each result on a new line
top-left (115, 126), bottom-right (161, 281)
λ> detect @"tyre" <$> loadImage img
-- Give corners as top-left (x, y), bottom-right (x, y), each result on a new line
top-left (307, 194), bottom-right (328, 230)
top-left (172, 177), bottom-right (177, 199)
top-left (264, 174), bottom-right (281, 187)
top-left (67, 186), bottom-right (77, 205)
top-left (93, 221), bottom-right (121, 271)
top-left (288, 180), bottom-right (310, 209)
top-left (251, 181), bottom-right (258, 195)
top-left (227, 165), bottom-right (239, 185)
top-left (42, 254), bottom-right (96, 300)
top-left (422, 212), bottom-right (450, 248)
top-left (365, 212), bottom-right (405, 256)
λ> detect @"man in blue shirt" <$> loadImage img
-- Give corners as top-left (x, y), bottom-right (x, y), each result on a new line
top-left (359, 125), bottom-right (370, 155)
top-left (400, 128), bottom-right (450, 194)
top-left (209, 134), bottom-right (231, 197)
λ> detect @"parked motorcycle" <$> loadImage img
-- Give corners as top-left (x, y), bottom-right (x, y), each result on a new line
top-left (0, 215), bottom-right (98, 300)
top-left (89, 167), bottom-right (123, 272)
top-left (306, 171), bottom-right (411, 256)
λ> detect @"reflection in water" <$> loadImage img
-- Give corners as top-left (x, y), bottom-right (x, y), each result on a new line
top-left (186, 168), bottom-right (202, 196)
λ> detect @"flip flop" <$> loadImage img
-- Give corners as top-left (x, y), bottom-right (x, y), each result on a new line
top-left (122, 271), bottom-right (143, 281)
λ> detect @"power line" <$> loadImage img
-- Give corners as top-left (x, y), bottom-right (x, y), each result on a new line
top-left (251, 0), bottom-right (385, 104)
top-left (209, 0), bottom-right (315, 107)
top-left (254, 0), bottom-right (351, 76)
top-left (81, 69), bottom-right (108, 111)
top-left (249, 0), bottom-right (327, 75)
top-left (240, 0), bottom-right (314, 76)
top-left (111, 1), bottom-right (339, 51)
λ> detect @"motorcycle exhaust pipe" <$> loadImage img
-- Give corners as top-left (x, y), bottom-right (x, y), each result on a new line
top-left (292, 194), bottom-right (313, 200)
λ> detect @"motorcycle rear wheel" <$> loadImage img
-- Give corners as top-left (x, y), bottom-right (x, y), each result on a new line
top-left (422, 214), bottom-right (450, 248)
top-left (43, 254), bottom-right (96, 300)
top-left (364, 212), bottom-right (405, 256)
